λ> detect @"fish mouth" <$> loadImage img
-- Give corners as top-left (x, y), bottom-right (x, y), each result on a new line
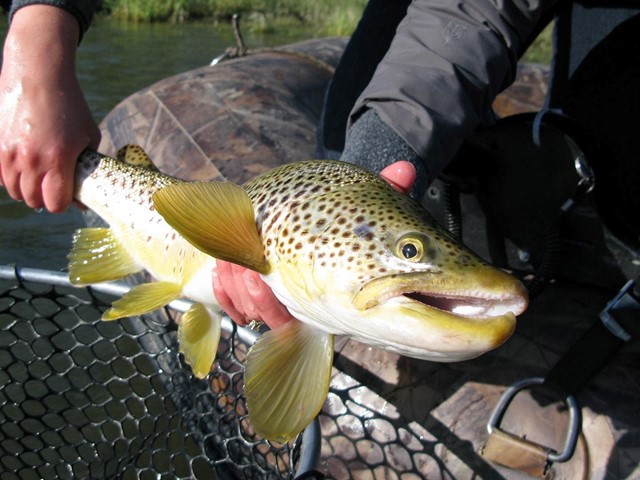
top-left (354, 269), bottom-right (528, 317)
top-left (402, 290), bottom-right (526, 319)
top-left (352, 268), bottom-right (528, 361)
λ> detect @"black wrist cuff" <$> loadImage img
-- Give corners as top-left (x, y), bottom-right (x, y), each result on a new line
top-left (341, 109), bottom-right (429, 199)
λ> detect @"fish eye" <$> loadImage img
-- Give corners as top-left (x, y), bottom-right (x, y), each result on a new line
top-left (402, 243), bottom-right (419, 259)
top-left (395, 234), bottom-right (430, 263)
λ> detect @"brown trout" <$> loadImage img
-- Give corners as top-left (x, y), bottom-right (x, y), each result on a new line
top-left (69, 146), bottom-right (528, 443)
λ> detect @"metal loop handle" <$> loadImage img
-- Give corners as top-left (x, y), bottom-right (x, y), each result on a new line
top-left (487, 376), bottom-right (581, 463)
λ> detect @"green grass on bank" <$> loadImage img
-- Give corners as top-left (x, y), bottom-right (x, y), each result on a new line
top-left (99, 0), bottom-right (368, 36)
top-left (522, 22), bottom-right (553, 64)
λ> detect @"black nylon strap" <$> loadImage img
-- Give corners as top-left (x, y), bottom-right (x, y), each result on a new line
top-left (544, 279), bottom-right (639, 396)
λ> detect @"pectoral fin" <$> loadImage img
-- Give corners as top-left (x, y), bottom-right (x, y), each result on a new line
top-left (178, 302), bottom-right (222, 378)
top-left (103, 281), bottom-right (182, 320)
top-left (244, 321), bottom-right (334, 443)
top-left (153, 182), bottom-right (269, 274)
top-left (68, 228), bottom-right (142, 284)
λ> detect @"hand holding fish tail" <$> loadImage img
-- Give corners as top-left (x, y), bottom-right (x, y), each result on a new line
top-left (0, 6), bottom-right (101, 212)
top-left (212, 160), bottom-right (417, 331)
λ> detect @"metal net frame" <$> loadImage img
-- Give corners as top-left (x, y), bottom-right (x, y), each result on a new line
top-left (0, 265), bottom-right (319, 479)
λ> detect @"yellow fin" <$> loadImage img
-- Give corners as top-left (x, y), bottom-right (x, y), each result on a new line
top-left (68, 228), bottom-right (142, 284)
top-left (178, 303), bottom-right (221, 379)
top-left (103, 281), bottom-right (181, 320)
top-left (153, 182), bottom-right (269, 274)
top-left (116, 144), bottom-right (158, 170)
top-left (244, 321), bottom-right (334, 443)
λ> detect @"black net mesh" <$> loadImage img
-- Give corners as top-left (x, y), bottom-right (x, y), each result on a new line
top-left (0, 266), bottom-right (315, 479)
top-left (2, 265), bottom-right (638, 479)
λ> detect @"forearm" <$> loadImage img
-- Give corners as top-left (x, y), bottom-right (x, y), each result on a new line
top-left (347, 0), bottom-right (558, 180)
top-left (3, 4), bottom-right (79, 84)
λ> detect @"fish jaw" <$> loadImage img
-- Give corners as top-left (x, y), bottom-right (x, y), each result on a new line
top-left (351, 266), bottom-right (528, 361)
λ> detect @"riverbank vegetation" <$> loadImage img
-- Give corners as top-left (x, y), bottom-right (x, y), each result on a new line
top-left (99, 0), bottom-right (368, 36)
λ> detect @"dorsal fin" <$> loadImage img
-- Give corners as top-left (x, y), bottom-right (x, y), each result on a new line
top-left (116, 144), bottom-right (159, 171)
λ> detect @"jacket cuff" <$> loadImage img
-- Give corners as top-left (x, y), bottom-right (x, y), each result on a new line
top-left (341, 109), bottom-right (429, 199)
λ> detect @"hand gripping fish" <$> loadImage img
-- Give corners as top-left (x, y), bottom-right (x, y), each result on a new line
top-left (70, 146), bottom-right (528, 443)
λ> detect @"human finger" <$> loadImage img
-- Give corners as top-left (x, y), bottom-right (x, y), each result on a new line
top-left (212, 264), bottom-right (249, 326)
top-left (19, 169), bottom-right (46, 210)
top-left (380, 160), bottom-right (416, 194)
top-left (231, 263), bottom-right (262, 322)
top-left (41, 154), bottom-right (77, 213)
top-left (240, 269), bottom-right (295, 330)
top-left (0, 153), bottom-right (24, 202)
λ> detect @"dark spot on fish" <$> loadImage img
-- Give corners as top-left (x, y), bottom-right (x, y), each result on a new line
top-left (354, 224), bottom-right (371, 239)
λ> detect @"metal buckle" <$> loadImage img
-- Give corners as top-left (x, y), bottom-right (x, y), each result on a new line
top-left (600, 279), bottom-right (639, 342)
top-left (487, 377), bottom-right (581, 463)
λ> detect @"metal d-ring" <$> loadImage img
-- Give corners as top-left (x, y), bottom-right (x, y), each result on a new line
top-left (487, 376), bottom-right (581, 463)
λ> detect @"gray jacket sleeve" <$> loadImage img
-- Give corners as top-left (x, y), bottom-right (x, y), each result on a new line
top-left (347, 0), bottom-right (558, 181)
top-left (9, 0), bottom-right (100, 40)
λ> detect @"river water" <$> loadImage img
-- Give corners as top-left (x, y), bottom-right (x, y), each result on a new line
top-left (0, 18), bottom-right (310, 270)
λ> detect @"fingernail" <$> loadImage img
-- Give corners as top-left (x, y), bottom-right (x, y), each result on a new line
top-left (211, 268), bottom-right (219, 288)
